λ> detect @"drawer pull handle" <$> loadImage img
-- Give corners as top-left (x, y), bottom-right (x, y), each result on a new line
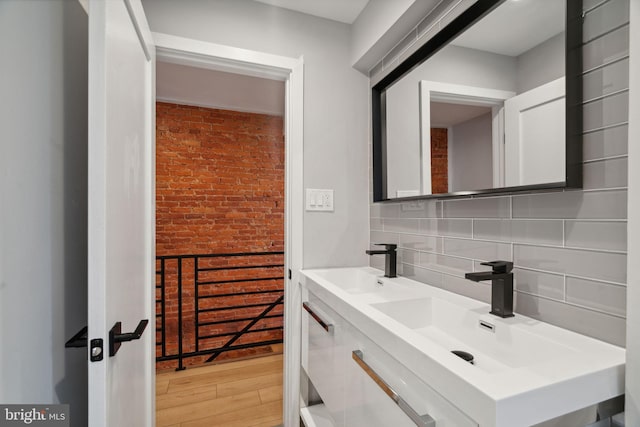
top-left (303, 302), bottom-right (334, 333)
top-left (352, 350), bottom-right (436, 427)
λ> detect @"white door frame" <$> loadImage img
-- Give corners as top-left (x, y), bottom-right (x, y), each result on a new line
top-left (152, 32), bottom-right (304, 427)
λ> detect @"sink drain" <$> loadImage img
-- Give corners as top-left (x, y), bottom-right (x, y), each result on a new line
top-left (451, 350), bottom-right (474, 364)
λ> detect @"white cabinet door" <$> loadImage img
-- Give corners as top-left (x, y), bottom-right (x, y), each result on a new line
top-left (504, 77), bottom-right (565, 187)
top-left (87, 1), bottom-right (155, 426)
top-left (303, 293), bottom-right (346, 427)
top-left (344, 325), bottom-right (477, 427)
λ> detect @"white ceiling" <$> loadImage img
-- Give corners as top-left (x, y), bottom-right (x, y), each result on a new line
top-left (453, 0), bottom-right (565, 57)
top-left (252, 0), bottom-right (370, 24)
top-left (156, 61), bottom-right (285, 116)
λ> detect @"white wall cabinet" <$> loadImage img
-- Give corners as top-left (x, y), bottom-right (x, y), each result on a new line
top-left (301, 288), bottom-right (477, 427)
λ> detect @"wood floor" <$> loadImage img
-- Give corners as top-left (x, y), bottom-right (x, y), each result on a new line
top-left (156, 353), bottom-right (283, 427)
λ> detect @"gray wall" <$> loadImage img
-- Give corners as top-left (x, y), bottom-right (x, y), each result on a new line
top-left (370, 0), bottom-right (630, 347)
top-left (516, 32), bottom-right (565, 94)
top-left (449, 112), bottom-right (493, 192)
top-left (0, 0), bottom-right (88, 424)
top-left (141, 0), bottom-right (370, 269)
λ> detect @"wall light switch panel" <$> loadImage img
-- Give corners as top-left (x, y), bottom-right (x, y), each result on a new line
top-left (306, 189), bottom-right (334, 212)
top-left (401, 201), bottom-right (424, 212)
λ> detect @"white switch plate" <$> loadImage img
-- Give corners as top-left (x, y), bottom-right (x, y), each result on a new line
top-left (306, 189), bottom-right (334, 212)
top-left (401, 201), bottom-right (425, 211)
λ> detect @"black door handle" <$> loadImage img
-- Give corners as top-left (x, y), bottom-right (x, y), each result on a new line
top-left (65, 326), bottom-right (88, 348)
top-left (109, 319), bottom-right (149, 357)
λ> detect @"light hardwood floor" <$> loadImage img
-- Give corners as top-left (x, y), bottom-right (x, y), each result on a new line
top-left (156, 353), bottom-right (283, 427)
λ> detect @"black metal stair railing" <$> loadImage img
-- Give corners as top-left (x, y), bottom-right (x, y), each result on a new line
top-left (155, 251), bottom-right (284, 371)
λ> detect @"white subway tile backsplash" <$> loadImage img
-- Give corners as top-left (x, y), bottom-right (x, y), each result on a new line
top-left (582, 25), bottom-right (629, 71)
top-left (419, 219), bottom-right (472, 237)
top-left (583, 0), bottom-right (629, 43)
top-left (369, 255), bottom-right (386, 271)
top-left (566, 276), bottom-right (626, 317)
top-left (378, 203), bottom-right (400, 218)
top-left (583, 124), bottom-right (628, 161)
top-left (512, 190), bottom-right (627, 219)
top-left (401, 263), bottom-right (444, 288)
top-left (514, 268), bottom-right (565, 301)
top-left (583, 58), bottom-right (629, 102)
top-left (565, 220), bottom-right (627, 251)
top-left (370, 217), bottom-right (383, 231)
top-left (443, 238), bottom-right (512, 261)
top-left (443, 196), bottom-right (510, 218)
top-left (419, 252), bottom-right (474, 277)
top-left (583, 91), bottom-right (629, 132)
top-left (383, 218), bottom-right (420, 233)
top-left (370, 230), bottom-right (399, 246)
top-left (442, 275), bottom-right (491, 304)
top-left (515, 292), bottom-right (625, 346)
top-left (473, 219), bottom-right (563, 246)
top-left (583, 157), bottom-right (628, 190)
top-left (400, 248), bottom-right (420, 265)
top-left (513, 244), bottom-right (626, 283)
top-left (399, 234), bottom-right (443, 253)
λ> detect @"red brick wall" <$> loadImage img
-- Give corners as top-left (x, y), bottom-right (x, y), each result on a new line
top-left (155, 102), bottom-right (284, 369)
top-left (431, 128), bottom-right (448, 194)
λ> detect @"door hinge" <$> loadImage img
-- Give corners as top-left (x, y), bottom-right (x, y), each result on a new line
top-left (288, 269), bottom-right (292, 280)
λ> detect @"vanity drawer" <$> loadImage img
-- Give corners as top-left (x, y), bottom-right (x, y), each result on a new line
top-left (344, 325), bottom-right (477, 427)
top-left (302, 292), bottom-right (346, 427)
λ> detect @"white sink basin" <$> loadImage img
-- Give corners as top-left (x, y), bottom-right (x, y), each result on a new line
top-left (301, 267), bottom-right (625, 427)
top-left (371, 297), bottom-right (581, 374)
top-left (311, 267), bottom-right (405, 295)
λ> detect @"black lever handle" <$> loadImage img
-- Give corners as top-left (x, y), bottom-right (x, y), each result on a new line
top-left (65, 326), bottom-right (88, 348)
top-left (480, 261), bottom-right (513, 274)
top-left (109, 319), bottom-right (148, 357)
top-left (373, 243), bottom-right (397, 250)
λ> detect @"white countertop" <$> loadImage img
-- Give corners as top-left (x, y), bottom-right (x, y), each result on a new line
top-left (301, 266), bottom-right (625, 427)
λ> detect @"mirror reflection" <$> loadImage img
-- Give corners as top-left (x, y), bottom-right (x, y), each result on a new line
top-left (384, 0), bottom-right (565, 198)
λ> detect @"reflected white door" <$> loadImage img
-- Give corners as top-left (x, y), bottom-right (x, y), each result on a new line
top-left (87, 1), bottom-right (155, 426)
top-left (504, 77), bottom-right (565, 187)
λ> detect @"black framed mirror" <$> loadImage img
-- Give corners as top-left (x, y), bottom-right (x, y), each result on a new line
top-left (372, 0), bottom-right (583, 202)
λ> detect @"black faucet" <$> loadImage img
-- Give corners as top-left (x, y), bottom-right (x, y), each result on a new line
top-left (366, 243), bottom-right (397, 278)
top-left (465, 261), bottom-right (514, 318)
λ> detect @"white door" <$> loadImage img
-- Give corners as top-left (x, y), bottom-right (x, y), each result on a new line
top-left (504, 77), bottom-right (565, 187)
top-left (87, 1), bottom-right (155, 426)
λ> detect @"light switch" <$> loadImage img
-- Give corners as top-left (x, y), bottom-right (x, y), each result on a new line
top-left (306, 189), bottom-right (334, 212)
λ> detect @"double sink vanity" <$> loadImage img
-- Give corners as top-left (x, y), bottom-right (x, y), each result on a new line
top-left (299, 266), bottom-right (624, 427)
top-left (298, 0), bottom-right (626, 425)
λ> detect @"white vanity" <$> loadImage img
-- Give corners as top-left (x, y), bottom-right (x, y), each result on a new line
top-left (299, 267), bottom-right (625, 427)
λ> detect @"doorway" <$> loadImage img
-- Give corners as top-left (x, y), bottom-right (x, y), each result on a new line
top-left (152, 34), bottom-right (303, 427)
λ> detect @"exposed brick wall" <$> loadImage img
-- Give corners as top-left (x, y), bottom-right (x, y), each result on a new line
top-left (155, 102), bottom-right (284, 369)
top-left (431, 128), bottom-right (448, 194)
